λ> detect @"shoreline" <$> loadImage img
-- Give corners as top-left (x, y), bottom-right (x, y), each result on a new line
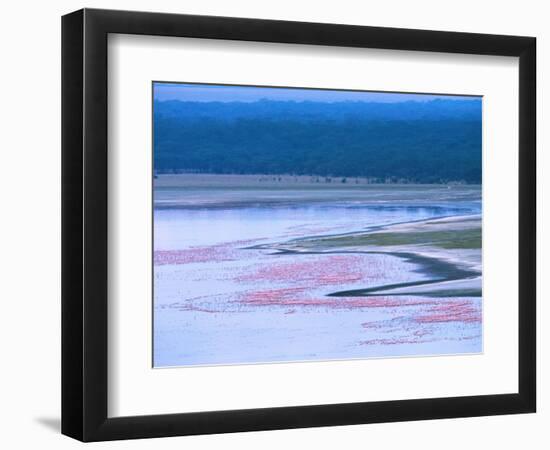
top-left (254, 248), bottom-right (481, 298)
top-left (155, 173), bottom-right (481, 189)
top-left (154, 175), bottom-right (482, 209)
top-left (251, 214), bottom-right (482, 298)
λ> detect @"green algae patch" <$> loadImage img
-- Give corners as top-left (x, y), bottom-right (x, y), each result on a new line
top-left (301, 227), bottom-right (481, 250)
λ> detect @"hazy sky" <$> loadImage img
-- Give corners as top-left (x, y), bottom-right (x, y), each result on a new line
top-left (154, 82), bottom-right (480, 103)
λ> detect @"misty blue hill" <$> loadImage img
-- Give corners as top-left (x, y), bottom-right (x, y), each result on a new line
top-left (154, 99), bottom-right (482, 183)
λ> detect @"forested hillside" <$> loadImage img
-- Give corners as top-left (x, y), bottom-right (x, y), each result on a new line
top-left (153, 99), bottom-right (482, 183)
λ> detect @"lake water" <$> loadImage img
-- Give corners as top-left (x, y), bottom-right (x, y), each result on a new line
top-left (153, 188), bottom-right (482, 367)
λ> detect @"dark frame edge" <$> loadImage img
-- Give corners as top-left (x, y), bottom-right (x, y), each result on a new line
top-left (517, 37), bottom-right (537, 413)
top-left (61, 9), bottom-right (85, 442)
top-left (86, 393), bottom-right (531, 442)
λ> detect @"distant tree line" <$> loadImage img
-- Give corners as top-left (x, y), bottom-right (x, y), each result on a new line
top-left (153, 100), bottom-right (482, 184)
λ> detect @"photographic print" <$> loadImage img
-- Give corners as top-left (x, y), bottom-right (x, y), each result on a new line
top-left (153, 82), bottom-right (482, 368)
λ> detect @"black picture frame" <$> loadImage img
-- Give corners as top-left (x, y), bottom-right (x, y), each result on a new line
top-left (62, 8), bottom-right (536, 442)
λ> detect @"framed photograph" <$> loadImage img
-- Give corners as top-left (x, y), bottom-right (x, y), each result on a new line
top-left (61, 8), bottom-right (536, 441)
